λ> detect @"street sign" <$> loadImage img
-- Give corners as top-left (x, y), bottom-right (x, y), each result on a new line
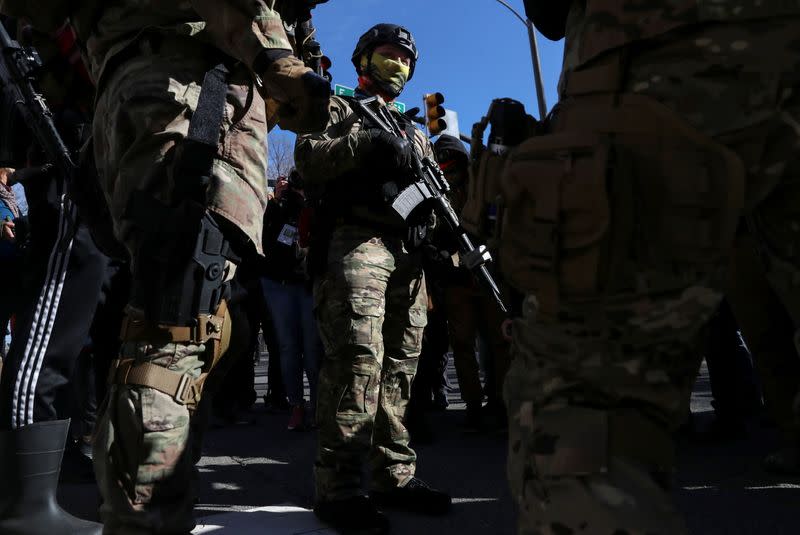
top-left (334, 84), bottom-right (354, 97)
top-left (333, 84), bottom-right (406, 113)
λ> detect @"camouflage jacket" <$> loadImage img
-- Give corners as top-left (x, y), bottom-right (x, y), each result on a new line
top-left (0, 0), bottom-right (293, 84)
top-left (563, 0), bottom-right (800, 71)
top-left (295, 94), bottom-right (436, 228)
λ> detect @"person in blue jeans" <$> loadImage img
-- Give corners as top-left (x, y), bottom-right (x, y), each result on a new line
top-left (261, 171), bottom-right (322, 430)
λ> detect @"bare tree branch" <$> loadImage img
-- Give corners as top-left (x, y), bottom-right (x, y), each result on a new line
top-left (267, 132), bottom-right (296, 186)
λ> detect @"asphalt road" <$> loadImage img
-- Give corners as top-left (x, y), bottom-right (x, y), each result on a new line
top-left (59, 360), bottom-right (800, 534)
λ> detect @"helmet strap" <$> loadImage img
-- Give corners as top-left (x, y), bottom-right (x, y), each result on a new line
top-left (357, 74), bottom-right (399, 103)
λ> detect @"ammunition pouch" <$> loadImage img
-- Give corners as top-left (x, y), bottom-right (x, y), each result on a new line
top-left (499, 93), bottom-right (745, 317)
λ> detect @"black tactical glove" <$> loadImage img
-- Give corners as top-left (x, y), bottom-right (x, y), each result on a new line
top-left (364, 129), bottom-right (414, 173)
top-left (255, 49), bottom-right (331, 134)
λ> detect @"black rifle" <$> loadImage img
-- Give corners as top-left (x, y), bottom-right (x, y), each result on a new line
top-left (0, 22), bottom-right (75, 181)
top-left (294, 7), bottom-right (331, 83)
top-left (349, 96), bottom-right (508, 314)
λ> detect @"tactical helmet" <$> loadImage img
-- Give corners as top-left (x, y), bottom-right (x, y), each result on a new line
top-left (351, 23), bottom-right (419, 81)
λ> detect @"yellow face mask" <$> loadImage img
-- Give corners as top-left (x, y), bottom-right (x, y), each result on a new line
top-left (362, 52), bottom-right (411, 97)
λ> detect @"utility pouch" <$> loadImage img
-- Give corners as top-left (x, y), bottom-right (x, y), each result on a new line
top-left (500, 130), bottom-right (610, 315)
top-left (499, 95), bottom-right (745, 316)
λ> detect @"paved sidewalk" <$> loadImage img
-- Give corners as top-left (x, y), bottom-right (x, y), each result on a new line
top-left (59, 360), bottom-right (799, 534)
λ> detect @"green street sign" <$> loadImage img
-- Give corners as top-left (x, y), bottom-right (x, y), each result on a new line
top-left (334, 84), bottom-right (355, 97)
top-left (333, 84), bottom-right (405, 113)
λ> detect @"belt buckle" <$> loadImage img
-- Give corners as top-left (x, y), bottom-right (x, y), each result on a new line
top-left (175, 374), bottom-right (192, 405)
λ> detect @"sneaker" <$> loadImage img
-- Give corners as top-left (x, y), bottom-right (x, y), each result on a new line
top-left (287, 404), bottom-right (305, 431)
top-left (371, 477), bottom-right (451, 515)
top-left (314, 496), bottom-right (390, 534)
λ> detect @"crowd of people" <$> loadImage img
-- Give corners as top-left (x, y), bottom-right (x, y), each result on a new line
top-left (1, 1), bottom-right (800, 535)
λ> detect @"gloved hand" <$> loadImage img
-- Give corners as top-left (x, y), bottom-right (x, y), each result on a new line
top-left (255, 50), bottom-right (331, 134)
top-left (364, 129), bottom-right (414, 172)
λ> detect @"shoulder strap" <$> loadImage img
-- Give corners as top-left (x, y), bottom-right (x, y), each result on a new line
top-left (173, 63), bottom-right (229, 201)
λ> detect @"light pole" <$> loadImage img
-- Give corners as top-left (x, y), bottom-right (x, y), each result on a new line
top-left (493, 0), bottom-right (548, 119)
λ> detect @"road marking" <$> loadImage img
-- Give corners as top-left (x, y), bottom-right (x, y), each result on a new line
top-left (193, 505), bottom-right (336, 534)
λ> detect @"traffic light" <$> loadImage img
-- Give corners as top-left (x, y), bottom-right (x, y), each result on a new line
top-left (424, 92), bottom-right (447, 135)
top-left (320, 55), bottom-right (332, 83)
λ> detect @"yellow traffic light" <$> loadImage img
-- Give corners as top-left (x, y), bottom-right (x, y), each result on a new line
top-left (424, 92), bottom-right (447, 135)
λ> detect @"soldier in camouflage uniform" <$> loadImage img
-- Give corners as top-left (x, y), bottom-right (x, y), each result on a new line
top-left (500, 1), bottom-right (800, 533)
top-left (295, 23), bottom-right (451, 534)
top-left (0, 1), bottom-right (331, 533)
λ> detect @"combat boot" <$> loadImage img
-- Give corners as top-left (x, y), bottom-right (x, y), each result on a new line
top-left (314, 495), bottom-right (390, 534)
top-left (0, 419), bottom-right (102, 535)
top-left (371, 477), bottom-right (451, 516)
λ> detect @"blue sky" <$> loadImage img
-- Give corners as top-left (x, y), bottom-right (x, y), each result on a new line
top-left (290, 0), bottom-right (564, 135)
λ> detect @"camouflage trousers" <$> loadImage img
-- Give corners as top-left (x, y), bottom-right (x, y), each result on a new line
top-left (504, 19), bottom-right (800, 535)
top-left (314, 224), bottom-right (427, 501)
top-left (91, 36), bottom-right (268, 534)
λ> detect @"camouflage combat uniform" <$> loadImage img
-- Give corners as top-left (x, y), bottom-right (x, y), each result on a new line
top-left (295, 94), bottom-right (433, 500)
top-left (0, 1), bottom-right (300, 533)
top-left (501, 2), bottom-right (800, 534)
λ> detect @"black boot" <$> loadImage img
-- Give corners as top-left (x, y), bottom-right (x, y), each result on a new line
top-left (314, 495), bottom-right (390, 534)
top-left (371, 477), bottom-right (451, 515)
top-left (0, 419), bottom-right (102, 535)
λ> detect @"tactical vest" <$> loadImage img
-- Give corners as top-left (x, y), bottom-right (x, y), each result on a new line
top-left (574, 0), bottom-right (800, 67)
